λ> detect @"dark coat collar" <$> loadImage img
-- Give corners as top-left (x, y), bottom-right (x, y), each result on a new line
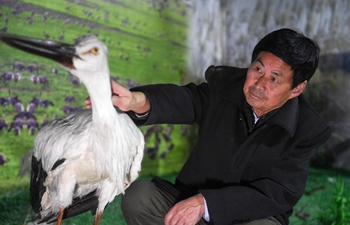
top-left (219, 73), bottom-right (299, 137)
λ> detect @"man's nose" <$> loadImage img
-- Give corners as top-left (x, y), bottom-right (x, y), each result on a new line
top-left (255, 74), bottom-right (267, 90)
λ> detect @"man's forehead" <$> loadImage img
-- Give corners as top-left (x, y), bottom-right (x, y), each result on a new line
top-left (254, 52), bottom-right (292, 76)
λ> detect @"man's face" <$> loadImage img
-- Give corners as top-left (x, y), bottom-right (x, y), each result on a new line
top-left (243, 52), bottom-right (306, 117)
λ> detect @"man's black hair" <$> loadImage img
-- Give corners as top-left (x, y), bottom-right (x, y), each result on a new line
top-left (251, 28), bottom-right (320, 89)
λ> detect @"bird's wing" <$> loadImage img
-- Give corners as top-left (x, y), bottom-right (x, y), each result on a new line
top-left (30, 109), bottom-right (94, 218)
top-left (33, 109), bottom-right (93, 171)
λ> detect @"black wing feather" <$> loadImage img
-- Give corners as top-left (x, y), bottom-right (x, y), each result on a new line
top-left (33, 190), bottom-right (99, 224)
top-left (30, 155), bottom-right (47, 213)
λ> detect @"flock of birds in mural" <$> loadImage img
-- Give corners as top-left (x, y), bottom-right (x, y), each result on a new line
top-left (0, 91), bottom-right (78, 136)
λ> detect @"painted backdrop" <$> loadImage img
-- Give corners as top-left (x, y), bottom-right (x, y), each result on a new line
top-left (0, 0), bottom-right (190, 193)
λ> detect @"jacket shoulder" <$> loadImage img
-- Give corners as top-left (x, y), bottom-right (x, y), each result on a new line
top-left (299, 95), bottom-right (328, 128)
top-left (204, 65), bottom-right (247, 86)
top-left (297, 95), bottom-right (331, 143)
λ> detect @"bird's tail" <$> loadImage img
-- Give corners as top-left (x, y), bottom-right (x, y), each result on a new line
top-left (33, 189), bottom-right (100, 224)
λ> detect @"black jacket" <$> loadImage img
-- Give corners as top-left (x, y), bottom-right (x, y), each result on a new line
top-left (130, 66), bottom-right (331, 224)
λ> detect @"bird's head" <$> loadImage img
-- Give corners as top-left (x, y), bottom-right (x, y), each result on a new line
top-left (71, 35), bottom-right (109, 76)
top-left (0, 33), bottom-right (109, 80)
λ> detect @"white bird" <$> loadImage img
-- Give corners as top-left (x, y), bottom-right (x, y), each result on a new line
top-left (0, 33), bottom-right (144, 225)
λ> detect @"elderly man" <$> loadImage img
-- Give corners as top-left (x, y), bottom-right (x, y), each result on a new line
top-left (86, 28), bottom-right (331, 225)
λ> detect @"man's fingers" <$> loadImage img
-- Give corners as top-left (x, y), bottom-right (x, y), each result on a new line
top-left (84, 97), bottom-right (91, 109)
top-left (111, 95), bottom-right (119, 106)
top-left (164, 210), bottom-right (178, 225)
top-left (111, 79), bottom-right (125, 95)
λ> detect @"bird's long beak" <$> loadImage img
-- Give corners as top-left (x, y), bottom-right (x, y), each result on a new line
top-left (0, 33), bottom-right (79, 69)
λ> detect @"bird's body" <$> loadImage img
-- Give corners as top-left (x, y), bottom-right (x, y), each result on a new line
top-left (0, 34), bottom-right (144, 224)
top-left (32, 107), bottom-right (143, 222)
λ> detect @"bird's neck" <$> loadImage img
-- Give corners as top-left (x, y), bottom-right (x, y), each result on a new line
top-left (83, 72), bottom-right (120, 179)
top-left (81, 71), bottom-right (117, 126)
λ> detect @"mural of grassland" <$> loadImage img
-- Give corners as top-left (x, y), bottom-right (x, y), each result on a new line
top-left (0, 0), bottom-right (190, 194)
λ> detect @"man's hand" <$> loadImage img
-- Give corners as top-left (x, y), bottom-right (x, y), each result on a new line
top-left (109, 79), bottom-right (138, 112)
top-left (165, 193), bottom-right (206, 225)
top-left (84, 80), bottom-right (149, 114)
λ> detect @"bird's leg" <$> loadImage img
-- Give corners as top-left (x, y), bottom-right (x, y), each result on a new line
top-left (56, 207), bottom-right (64, 225)
top-left (93, 212), bottom-right (103, 225)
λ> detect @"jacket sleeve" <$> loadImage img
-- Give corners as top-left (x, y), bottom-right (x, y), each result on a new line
top-left (199, 126), bottom-right (331, 224)
top-left (128, 81), bottom-right (210, 126)
top-left (127, 65), bottom-right (237, 126)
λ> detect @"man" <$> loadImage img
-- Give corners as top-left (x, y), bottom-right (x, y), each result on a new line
top-left (86, 28), bottom-right (331, 224)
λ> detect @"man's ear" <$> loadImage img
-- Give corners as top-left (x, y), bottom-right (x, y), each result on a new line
top-left (289, 80), bottom-right (307, 99)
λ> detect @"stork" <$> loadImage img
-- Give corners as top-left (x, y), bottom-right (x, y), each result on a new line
top-left (0, 33), bottom-right (145, 225)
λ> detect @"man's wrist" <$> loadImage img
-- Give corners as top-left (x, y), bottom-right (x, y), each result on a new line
top-left (202, 196), bottom-right (210, 221)
top-left (134, 111), bottom-right (149, 118)
top-left (131, 91), bottom-right (150, 114)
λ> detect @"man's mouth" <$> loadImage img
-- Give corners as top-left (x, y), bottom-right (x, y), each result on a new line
top-left (248, 86), bottom-right (268, 100)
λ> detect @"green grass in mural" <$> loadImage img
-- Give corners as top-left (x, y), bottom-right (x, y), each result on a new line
top-left (0, 131), bottom-right (32, 194)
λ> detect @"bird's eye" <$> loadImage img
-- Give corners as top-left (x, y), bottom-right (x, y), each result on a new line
top-left (90, 48), bottom-right (99, 55)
